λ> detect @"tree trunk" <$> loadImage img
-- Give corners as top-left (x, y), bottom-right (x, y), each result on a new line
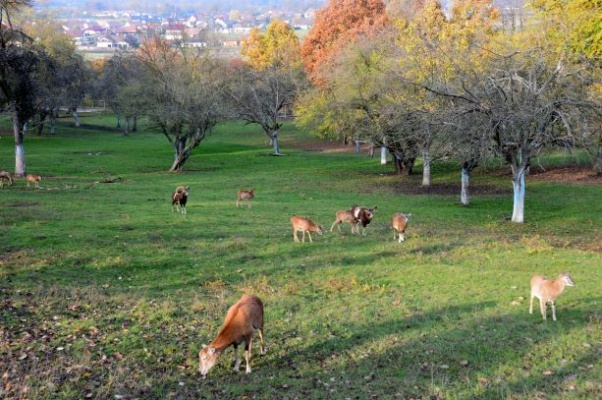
top-left (124, 117), bottom-right (130, 135)
top-left (271, 131), bottom-right (281, 155)
top-left (593, 152), bottom-right (602, 175)
top-left (133, 116), bottom-right (138, 132)
top-left (355, 141), bottom-right (361, 153)
top-left (422, 150), bottom-right (431, 187)
top-left (393, 153), bottom-right (403, 174)
top-left (50, 115), bottom-right (56, 135)
top-left (116, 114), bottom-right (121, 128)
top-left (13, 116), bottom-right (26, 177)
top-left (73, 110), bottom-right (80, 127)
top-left (36, 112), bottom-right (47, 136)
top-left (402, 158), bottom-right (415, 176)
top-left (511, 166), bottom-right (526, 223)
top-left (461, 167), bottom-right (470, 206)
top-left (169, 138), bottom-right (189, 172)
top-left (380, 146), bottom-right (387, 165)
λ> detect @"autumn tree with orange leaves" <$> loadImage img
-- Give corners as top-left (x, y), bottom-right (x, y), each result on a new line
top-left (300, 0), bottom-right (389, 85)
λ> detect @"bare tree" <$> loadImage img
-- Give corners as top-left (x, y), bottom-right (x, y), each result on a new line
top-left (424, 47), bottom-right (600, 222)
top-left (225, 63), bottom-right (305, 155)
top-left (136, 37), bottom-right (228, 171)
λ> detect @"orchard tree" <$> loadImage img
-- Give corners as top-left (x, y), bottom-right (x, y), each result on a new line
top-left (230, 20), bottom-right (306, 154)
top-left (424, 44), bottom-right (599, 222)
top-left (301, 0), bottom-right (389, 85)
top-left (0, 0), bottom-right (53, 176)
top-left (241, 19), bottom-right (302, 71)
top-left (136, 37), bottom-right (228, 171)
top-left (225, 61), bottom-right (304, 155)
top-left (99, 53), bottom-right (147, 134)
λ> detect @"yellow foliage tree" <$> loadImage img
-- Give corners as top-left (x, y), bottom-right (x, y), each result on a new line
top-left (241, 19), bottom-right (301, 71)
top-left (528, 0), bottom-right (602, 63)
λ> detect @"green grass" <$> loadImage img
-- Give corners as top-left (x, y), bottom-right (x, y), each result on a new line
top-left (1, 117), bottom-right (601, 399)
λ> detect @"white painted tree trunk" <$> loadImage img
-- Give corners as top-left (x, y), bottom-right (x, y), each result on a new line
top-left (13, 117), bottom-right (25, 176)
top-left (460, 167), bottom-right (470, 206)
top-left (73, 111), bottom-right (80, 127)
top-left (511, 167), bottom-right (526, 223)
top-left (422, 150), bottom-right (431, 187)
top-left (380, 147), bottom-right (387, 165)
top-left (50, 117), bottom-right (56, 134)
top-left (272, 131), bottom-right (281, 154)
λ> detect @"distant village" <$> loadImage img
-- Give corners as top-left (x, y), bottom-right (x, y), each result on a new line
top-left (59, 8), bottom-right (317, 54)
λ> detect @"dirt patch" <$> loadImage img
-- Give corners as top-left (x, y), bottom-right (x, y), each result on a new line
top-left (393, 182), bottom-right (511, 196)
top-left (289, 139), bottom-right (359, 153)
top-left (528, 165), bottom-right (602, 184)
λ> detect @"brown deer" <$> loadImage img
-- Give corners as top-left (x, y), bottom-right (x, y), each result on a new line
top-left (236, 189), bottom-right (255, 208)
top-left (291, 216), bottom-right (323, 243)
top-left (26, 174), bottom-right (42, 188)
top-left (0, 171), bottom-right (13, 188)
top-left (198, 294), bottom-right (265, 378)
top-left (529, 273), bottom-right (575, 321)
top-left (330, 209), bottom-right (358, 233)
top-left (392, 213), bottom-right (411, 242)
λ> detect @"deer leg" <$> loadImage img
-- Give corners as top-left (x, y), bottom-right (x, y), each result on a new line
top-left (232, 344), bottom-right (241, 372)
top-left (307, 232), bottom-right (313, 243)
top-left (244, 338), bottom-right (253, 374)
top-left (529, 295), bottom-right (534, 314)
top-left (540, 298), bottom-right (547, 320)
top-left (258, 328), bottom-right (266, 355)
top-left (551, 301), bottom-right (557, 321)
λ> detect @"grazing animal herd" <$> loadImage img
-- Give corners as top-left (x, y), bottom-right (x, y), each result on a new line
top-left (0, 171), bottom-right (42, 188)
top-left (168, 185), bottom-right (576, 377)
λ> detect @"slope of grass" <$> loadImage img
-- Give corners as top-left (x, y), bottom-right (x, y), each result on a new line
top-left (0, 119), bottom-right (601, 399)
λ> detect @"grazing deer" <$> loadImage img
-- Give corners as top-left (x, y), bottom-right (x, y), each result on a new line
top-left (236, 188), bottom-right (255, 208)
top-left (26, 174), bottom-right (42, 188)
top-left (0, 171), bottom-right (13, 188)
top-left (172, 186), bottom-right (189, 214)
top-left (350, 205), bottom-right (377, 235)
top-left (199, 294), bottom-right (265, 378)
top-left (392, 213), bottom-right (411, 242)
top-left (330, 209), bottom-right (358, 233)
top-left (529, 273), bottom-right (575, 321)
top-left (291, 216), bottom-right (323, 243)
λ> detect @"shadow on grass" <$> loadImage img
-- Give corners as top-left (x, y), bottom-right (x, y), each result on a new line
top-left (256, 300), bottom-right (601, 399)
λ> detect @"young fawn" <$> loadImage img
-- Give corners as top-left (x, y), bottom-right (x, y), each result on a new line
top-left (291, 216), bottom-right (323, 243)
top-left (236, 189), bottom-right (255, 208)
top-left (330, 209), bottom-right (357, 233)
top-left (529, 273), bottom-right (575, 321)
top-left (26, 174), bottom-right (42, 188)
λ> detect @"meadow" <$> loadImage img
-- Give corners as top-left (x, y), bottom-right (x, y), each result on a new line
top-left (1, 115), bottom-right (601, 400)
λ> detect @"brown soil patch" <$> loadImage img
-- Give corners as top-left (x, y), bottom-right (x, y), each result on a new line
top-left (527, 165), bottom-right (602, 184)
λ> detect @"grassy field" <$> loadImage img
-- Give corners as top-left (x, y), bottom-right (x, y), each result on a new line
top-left (1, 115), bottom-right (601, 400)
